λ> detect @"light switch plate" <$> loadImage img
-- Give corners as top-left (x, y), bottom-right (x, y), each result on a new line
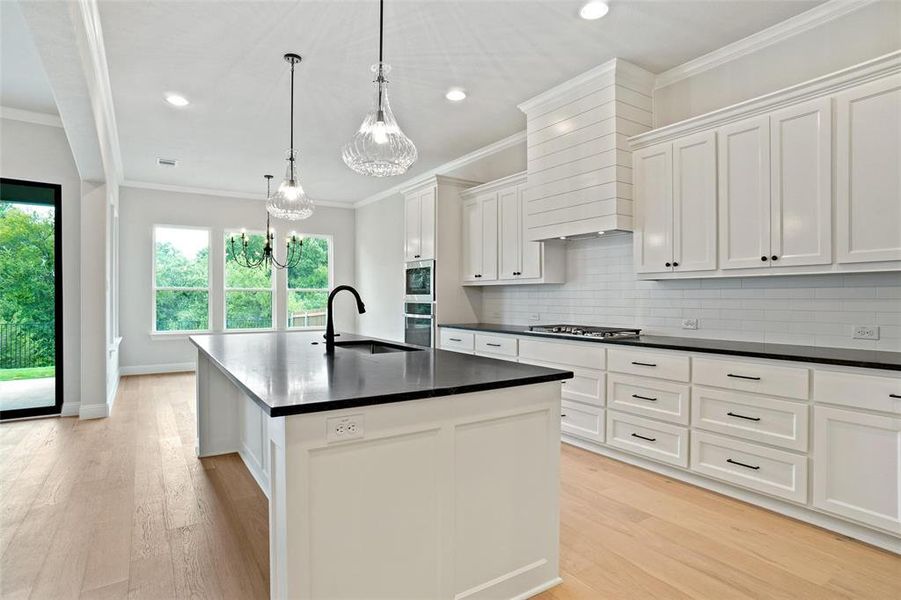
top-left (528, 313), bottom-right (541, 322)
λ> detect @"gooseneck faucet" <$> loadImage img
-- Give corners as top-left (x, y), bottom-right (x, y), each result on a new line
top-left (324, 285), bottom-right (367, 354)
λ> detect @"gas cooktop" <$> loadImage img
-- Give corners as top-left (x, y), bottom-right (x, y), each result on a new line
top-left (528, 324), bottom-right (641, 339)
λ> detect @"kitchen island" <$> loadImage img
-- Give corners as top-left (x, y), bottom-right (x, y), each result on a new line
top-left (191, 330), bottom-right (573, 600)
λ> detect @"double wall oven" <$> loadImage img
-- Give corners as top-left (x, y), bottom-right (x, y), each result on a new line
top-left (404, 260), bottom-right (435, 347)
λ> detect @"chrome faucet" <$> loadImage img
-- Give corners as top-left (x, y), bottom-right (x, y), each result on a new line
top-left (325, 285), bottom-right (366, 354)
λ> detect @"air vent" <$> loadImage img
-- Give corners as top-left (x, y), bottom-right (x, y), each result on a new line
top-left (157, 158), bottom-right (178, 167)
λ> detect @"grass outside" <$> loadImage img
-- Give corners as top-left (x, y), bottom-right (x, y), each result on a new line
top-left (0, 366), bottom-right (55, 382)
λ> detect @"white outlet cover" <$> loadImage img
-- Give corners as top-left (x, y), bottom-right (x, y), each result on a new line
top-left (681, 318), bottom-right (699, 330)
top-left (853, 326), bottom-right (879, 340)
top-left (529, 313), bottom-right (541, 322)
top-left (326, 414), bottom-right (365, 443)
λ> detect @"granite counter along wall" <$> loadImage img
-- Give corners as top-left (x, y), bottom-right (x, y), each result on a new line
top-left (480, 233), bottom-right (901, 352)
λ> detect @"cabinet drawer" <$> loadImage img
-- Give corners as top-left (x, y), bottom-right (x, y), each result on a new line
top-left (814, 370), bottom-right (901, 414)
top-left (522, 359), bottom-right (605, 407)
top-left (607, 348), bottom-right (690, 382)
top-left (474, 334), bottom-right (518, 357)
top-left (693, 357), bottom-right (809, 400)
top-left (691, 386), bottom-right (809, 451)
top-left (519, 337), bottom-right (605, 370)
top-left (561, 401), bottom-right (605, 444)
top-left (440, 329), bottom-right (474, 353)
top-left (690, 431), bottom-right (807, 503)
top-left (607, 373), bottom-right (690, 425)
top-left (606, 411), bottom-right (689, 467)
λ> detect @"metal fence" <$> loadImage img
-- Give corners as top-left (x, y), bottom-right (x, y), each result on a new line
top-left (0, 321), bottom-right (55, 369)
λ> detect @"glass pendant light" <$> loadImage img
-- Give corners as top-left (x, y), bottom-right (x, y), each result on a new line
top-left (267, 53), bottom-right (315, 220)
top-left (341, 0), bottom-right (417, 177)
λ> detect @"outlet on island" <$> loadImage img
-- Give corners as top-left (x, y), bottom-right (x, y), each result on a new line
top-left (326, 414), bottom-right (365, 443)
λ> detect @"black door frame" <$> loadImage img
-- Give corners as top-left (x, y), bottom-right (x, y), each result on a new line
top-left (0, 178), bottom-right (64, 420)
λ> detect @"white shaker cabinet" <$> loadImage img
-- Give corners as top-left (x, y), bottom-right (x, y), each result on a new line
top-left (718, 115), bottom-right (771, 270)
top-left (835, 74), bottom-right (901, 264)
top-left (404, 187), bottom-right (435, 261)
top-left (812, 406), bottom-right (901, 534)
top-left (498, 185), bottom-right (543, 281)
top-left (769, 98), bottom-right (833, 267)
top-left (633, 143), bottom-right (673, 273)
top-left (462, 193), bottom-right (497, 282)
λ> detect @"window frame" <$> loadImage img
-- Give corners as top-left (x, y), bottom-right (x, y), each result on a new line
top-left (286, 233), bottom-right (334, 330)
top-left (223, 229), bottom-right (275, 332)
top-left (151, 224), bottom-right (212, 335)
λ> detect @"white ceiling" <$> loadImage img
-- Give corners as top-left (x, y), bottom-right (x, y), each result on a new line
top-left (0, 1), bottom-right (59, 115)
top-left (9, 1), bottom-right (825, 204)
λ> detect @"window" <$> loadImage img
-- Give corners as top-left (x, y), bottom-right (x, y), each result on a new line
top-left (287, 236), bottom-right (331, 329)
top-left (153, 226), bottom-right (210, 332)
top-left (224, 231), bottom-right (273, 330)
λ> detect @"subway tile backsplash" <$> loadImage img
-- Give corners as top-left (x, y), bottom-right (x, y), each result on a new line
top-left (480, 233), bottom-right (901, 351)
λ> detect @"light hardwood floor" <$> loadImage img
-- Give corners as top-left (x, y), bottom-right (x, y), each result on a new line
top-left (1, 373), bottom-right (898, 599)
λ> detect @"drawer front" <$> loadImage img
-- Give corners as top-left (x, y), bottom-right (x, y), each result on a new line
top-left (814, 370), bottom-right (901, 414)
top-left (561, 401), bottom-right (605, 444)
top-left (607, 373), bottom-right (690, 425)
top-left (693, 357), bottom-right (809, 400)
top-left (521, 358), bottom-right (605, 407)
top-left (519, 337), bottom-right (605, 370)
top-left (607, 348), bottom-right (690, 382)
top-left (690, 431), bottom-right (808, 503)
top-left (691, 386), bottom-right (809, 451)
top-left (474, 334), bottom-right (518, 357)
top-left (605, 411), bottom-right (689, 467)
top-left (440, 329), bottom-right (474, 353)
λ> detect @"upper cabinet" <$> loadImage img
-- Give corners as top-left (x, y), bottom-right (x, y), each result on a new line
top-left (630, 52), bottom-right (901, 279)
top-left (835, 74), bottom-right (901, 264)
top-left (404, 187), bottom-right (435, 261)
top-left (460, 174), bottom-right (564, 286)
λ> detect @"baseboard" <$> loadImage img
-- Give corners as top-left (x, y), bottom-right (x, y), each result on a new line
top-left (511, 577), bottom-right (563, 600)
top-left (562, 434), bottom-right (901, 554)
top-left (60, 401), bottom-right (80, 417)
top-left (79, 402), bottom-right (109, 420)
top-left (106, 373), bottom-right (120, 414)
top-left (238, 445), bottom-right (271, 499)
top-left (119, 362), bottom-right (196, 376)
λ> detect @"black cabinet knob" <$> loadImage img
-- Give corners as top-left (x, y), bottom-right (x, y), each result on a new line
top-left (672, 261), bottom-right (679, 267)
top-left (414, 254), bottom-right (420, 258)
top-left (665, 262), bottom-right (671, 267)
top-left (761, 256), bottom-right (768, 261)
top-left (771, 255), bottom-right (778, 261)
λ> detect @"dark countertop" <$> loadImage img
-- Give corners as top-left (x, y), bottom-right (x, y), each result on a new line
top-left (190, 331), bottom-right (573, 417)
top-left (440, 323), bottom-right (901, 372)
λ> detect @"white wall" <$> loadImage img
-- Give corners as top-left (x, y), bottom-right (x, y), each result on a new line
top-left (481, 234), bottom-right (901, 352)
top-left (354, 194), bottom-right (405, 341)
top-left (0, 117), bottom-right (82, 411)
top-left (654, 1), bottom-right (901, 126)
top-left (118, 186), bottom-right (355, 371)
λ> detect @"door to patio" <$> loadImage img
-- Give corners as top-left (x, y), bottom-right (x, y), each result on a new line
top-left (0, 178), bottom-right (63, 419)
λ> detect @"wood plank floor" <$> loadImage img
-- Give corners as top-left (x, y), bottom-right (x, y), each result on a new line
top-left (1, 373), bottom-right (898, 599)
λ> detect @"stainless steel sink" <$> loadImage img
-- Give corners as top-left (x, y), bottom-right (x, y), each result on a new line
top-left (334, 340), bottom-right (423, 354)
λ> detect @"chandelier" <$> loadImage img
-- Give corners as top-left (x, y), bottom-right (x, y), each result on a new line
top-left (229, 175), bottom-right (304, 270)
top-left (341, 0), bottom-right (417, 177)
top-left (267, 53), bottom-right (315, 220)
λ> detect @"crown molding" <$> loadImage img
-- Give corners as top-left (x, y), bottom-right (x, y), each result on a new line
top-left (121, 180), bottom-right (353, 209)
top-left (654, 0), bottom-right (879, 90)
top-left (459, 171), bottom-right (527, 199)
top-left (0, 106), bottom-right (63, 128)
top-left (631, 50), bottom-right (901, 150)
top-left (353, 130), bottom-right (526, 209)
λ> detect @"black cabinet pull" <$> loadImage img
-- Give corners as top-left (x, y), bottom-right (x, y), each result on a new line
top-left (727, 411), bottom-right (761, 422)
top-left (631, 361), bottom-right (657, 367)
top-left (761, 256), bottom-right (768, 261)
top-left (672, 261), bottom-right (679, 267)
top-left (631, 433), bottom-right (656, 442)
top-left (414, 254), bottom-right (421, 258)
top-left (561, 413), bottom-right (567, 418)
top-left (486, 343), bottom-right (502, 347)
top-left (474, 274), bottom-right (482, 278)
top-left (632, 393), bottom-right (658, 402)
top-left (449, 338), bottom-right (462, 342)
top-left (727, 373), bottom-right (761, 381)
top-left (771, 255), bottom-right (778, 261)
top-left (890, 394), bottom-right (901, 399)
top-left (727, 458), bottom-right (760, 470)
top-left (665, 262), bottom-right (671, 267)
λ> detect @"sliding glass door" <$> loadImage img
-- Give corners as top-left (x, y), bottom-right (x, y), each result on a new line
top-left (0, 179), bottom-right (63, 419)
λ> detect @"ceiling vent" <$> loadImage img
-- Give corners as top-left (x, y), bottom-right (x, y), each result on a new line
top-left (157, 157), bottom-right (178, 167)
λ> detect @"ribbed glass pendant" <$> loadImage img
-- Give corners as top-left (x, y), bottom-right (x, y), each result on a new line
top-left (342, 62), bottom-right (417, 177)
top-left (267, 149), bottom-right (314, 221)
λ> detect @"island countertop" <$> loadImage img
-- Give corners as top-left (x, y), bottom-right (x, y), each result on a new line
top-left (190, 330), bottom-right (573, 417)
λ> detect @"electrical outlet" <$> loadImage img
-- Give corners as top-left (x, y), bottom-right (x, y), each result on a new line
top-left (326, 414), bottom-right (365, 443)
top-left (529, 313), bottom-right (541, 322)
top-left (681, 318), bottom-right (699, 330)
top-left (853, 326), bottom-right (879, 340)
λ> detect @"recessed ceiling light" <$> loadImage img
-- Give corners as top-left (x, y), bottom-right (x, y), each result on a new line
top-left (165, 94), bottom-right (190, 107)
top-left (579, 1), bottom-right (609, 20)
top-left (445, 88), bottom-right (467, 102)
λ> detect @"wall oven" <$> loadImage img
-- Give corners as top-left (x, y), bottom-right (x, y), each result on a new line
top-left (404, 302), bottom-right (434, 347)
top-left (404, 259), bottom-right (434, 303)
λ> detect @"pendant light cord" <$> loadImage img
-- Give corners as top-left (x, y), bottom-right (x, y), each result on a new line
top-left (377, 0), bottom-right (385, 114)
top-left (289, 60), bottom-right (295, 157)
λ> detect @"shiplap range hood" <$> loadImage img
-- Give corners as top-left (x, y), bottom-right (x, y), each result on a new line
top-left (518, 58), bottom-right (654, 241)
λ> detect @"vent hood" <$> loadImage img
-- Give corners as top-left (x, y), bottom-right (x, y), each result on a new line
top-left (518, 58), bottom-right (654, 241)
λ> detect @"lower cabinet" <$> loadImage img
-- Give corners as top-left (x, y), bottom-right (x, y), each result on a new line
top-left (812, 406), bottom-right (901, 534)
top-left (606, 411), bottom-right (689, 468)
top-left (561, 401), bottom-right (605, 444)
